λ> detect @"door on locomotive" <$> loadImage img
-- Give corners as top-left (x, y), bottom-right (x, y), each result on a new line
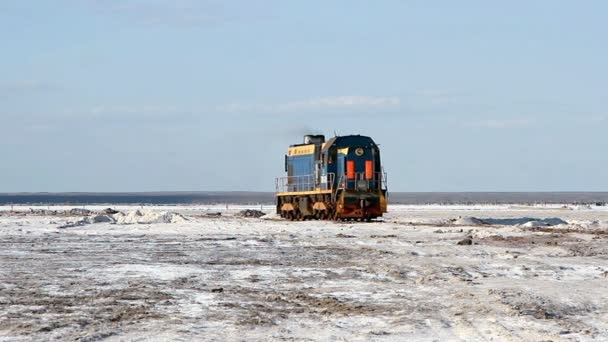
top-left (337, 152), bottom-right (345, 187)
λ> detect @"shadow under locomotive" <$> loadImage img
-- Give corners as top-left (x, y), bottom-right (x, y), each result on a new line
top-left (276, 135), bottom-right (388, 221)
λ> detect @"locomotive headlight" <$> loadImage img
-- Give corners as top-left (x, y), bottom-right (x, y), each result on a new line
top-left (357, 180), bottom-right (369, 191)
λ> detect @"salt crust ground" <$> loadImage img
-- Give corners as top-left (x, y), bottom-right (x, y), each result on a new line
top-left (1, 204), bottom-right (607, 341)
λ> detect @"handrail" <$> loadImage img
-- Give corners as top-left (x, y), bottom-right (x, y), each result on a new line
top-left (275, 170), bottom-right (388, 194)
top-left (333, 175), bottom-right (344, 203)
top-left (275, 173), bottom-right (336, 193)
top-left (341, 172), bottom-right (387, 191)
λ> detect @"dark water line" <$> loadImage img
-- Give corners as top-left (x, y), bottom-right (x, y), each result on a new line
top-left (1, 192), bottom-right (607, 205)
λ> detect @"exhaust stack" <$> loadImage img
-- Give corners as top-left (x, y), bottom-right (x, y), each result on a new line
top-left (304, 135), bottom-right (325, 145)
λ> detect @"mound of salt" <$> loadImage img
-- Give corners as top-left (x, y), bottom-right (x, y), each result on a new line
top-left (453, 217), bottom-right (486, 226)
top-left (58, 219), bottom-right (88, 229)
top-left (521, 221), bottom-right (550, 228)
top-left (69, 208), bottom-right (92, 216)
top-left (237, 209), bottom-right (266, 218)
top-left (155, 212), bottom-right (188, 224)
top-left (482, 217), bottom-right (567, 226)
top-left (100, 208), bottom-right (120, 215)
top-left (114, 210), bottom-right (188, 224)
top-left (574, 205), bottom-right (592, 210)
top-left (58, 215), bottom-right (116, 228)
top-left (89, 215), bottom-right (116, 224)
top-left (541, 217), bottom-right (568, 226)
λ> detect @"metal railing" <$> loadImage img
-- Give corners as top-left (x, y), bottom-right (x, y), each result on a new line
top-left (339, 172), bottom-right (387, 191)
top-left (275, 173), bottom-right (336, 193)
top-left (276, 170), bottom-right (388, 194)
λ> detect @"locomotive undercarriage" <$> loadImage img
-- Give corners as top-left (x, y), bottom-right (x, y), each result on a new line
top-left (277, 190), bottom-right (384, 222)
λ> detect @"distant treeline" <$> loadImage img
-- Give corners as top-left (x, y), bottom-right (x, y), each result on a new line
top-left (1, 192), bottom-right (607, 205)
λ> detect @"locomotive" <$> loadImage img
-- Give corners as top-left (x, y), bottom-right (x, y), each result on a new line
top-left (275, 134), bottom-right (388, 221)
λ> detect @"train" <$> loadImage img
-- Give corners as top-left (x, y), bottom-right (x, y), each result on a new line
top-left (275, 134), bottom-right (388, 221)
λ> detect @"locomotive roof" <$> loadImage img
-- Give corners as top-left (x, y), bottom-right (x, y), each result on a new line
top-left (321, 135), bottom-right (377, 151)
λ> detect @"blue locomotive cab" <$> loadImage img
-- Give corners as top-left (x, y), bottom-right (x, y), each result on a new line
top-left (276, 134), bottom-right (387, 221)
top-left (285, 144), bottom-right (316, 192)
top-left (322, 135), bottom-right (384, 191)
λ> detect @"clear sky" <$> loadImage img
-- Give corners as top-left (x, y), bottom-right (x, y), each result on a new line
top-left (1, 0), bottom-right (607, 192)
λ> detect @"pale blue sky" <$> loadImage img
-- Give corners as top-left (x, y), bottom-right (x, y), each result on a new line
top-left (1, 1), bottom-right (606, 192)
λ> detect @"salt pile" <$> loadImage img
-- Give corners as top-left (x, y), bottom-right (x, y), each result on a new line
top-left (89, 215), bottom-right (116, 223)
top-left (57, 210), bottom-right (188, 228)
top-left (236, 209), bottom-right (266, 218)
top-left (59, 215), bottom-right (116, 228)
top-left (521, 221), bottom-right (550, 228)
top-left (114, 210), bottom-right (188, 224)
top-left (453, 217), bottom-right (487, 226)
top-left (69, 208), bottom-right (92, 216)
top-left (100, 208), bottom-right (120, 215)
top-left (574, 205), bottom-right (592, 210)
top-left (450, 216), bottom-right (569, 227)
top-left (29, 208), bottom-right (59, 215)
top-left (482, 217), bottom-right (568, 226)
